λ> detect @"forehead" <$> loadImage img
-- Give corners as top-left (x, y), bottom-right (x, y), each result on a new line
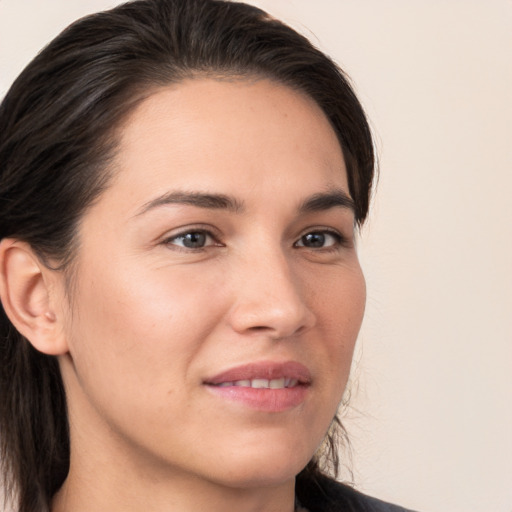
top-left (108, 78), bottom-right (349, 213)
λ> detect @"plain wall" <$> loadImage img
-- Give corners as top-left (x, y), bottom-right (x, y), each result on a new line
top-left (1, 1), bottom-right (511, 511)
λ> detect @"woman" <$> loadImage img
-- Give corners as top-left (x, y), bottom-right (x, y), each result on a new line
top-left (0, 1), bottom-right (414, 511)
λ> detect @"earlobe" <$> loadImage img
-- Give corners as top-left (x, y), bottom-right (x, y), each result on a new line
top-left (0, 239), bottom-right (68, 355)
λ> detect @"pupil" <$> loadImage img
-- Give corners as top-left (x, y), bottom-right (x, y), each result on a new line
top-left (303, 233), bottom-right (325, 247)
top-left (183, 232), bottom-right (206, 248)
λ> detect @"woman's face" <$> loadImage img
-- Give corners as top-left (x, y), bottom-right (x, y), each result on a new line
top-left (57, 78), bottom-right (366, 489)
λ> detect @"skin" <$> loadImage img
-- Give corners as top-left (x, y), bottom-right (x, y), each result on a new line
top-left (4, 78), bottom-right (366, 512)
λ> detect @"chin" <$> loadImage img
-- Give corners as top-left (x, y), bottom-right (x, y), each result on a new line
top-left (206, 441), bottom-right (314, 489)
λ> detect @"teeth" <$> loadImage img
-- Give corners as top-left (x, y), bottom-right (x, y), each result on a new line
top-left (233, 380), bottom-right (251, 387)
top-left (251, 378), bottom-right (269, 388)
top-left (269, 377), bottom-right (286, 389)
top-left (220, 378), bottom-right (297, 389)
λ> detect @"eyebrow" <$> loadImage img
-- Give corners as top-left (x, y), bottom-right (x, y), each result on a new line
top-left (135, 191), bottom-right (245, 216)
top-left (135, 188), bottom-right (355, 217)
top-left (298, 189), bottom-right (355, 214)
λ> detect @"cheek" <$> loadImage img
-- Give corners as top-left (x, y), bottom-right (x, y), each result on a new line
top-left (64, 257), bottom-right (229, 394)
top-left (310, 258), bottom-right (365, 328)
top-left (309, 263), bottom-right (366, 388)
top-left (61, 260), bottom-right (228, 441)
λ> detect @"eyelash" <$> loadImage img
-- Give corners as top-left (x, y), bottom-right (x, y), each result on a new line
top-left (161, 228), bottom-right (221, 252)
top-left (161, 227), bottom-right (349, 252)
top-left (294, 229), bottom-right (348, 251)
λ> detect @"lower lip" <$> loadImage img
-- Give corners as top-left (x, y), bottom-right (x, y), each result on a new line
top-left (205, 385), bottom-right (309, 412)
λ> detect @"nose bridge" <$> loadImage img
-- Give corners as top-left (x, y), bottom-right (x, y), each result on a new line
top-left (228, 238), bottom-right (315, 337)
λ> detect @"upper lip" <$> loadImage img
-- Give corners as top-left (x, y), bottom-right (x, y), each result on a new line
top-left (204, 361), bottom-right (312, 385)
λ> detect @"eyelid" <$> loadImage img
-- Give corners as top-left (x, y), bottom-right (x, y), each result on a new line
top-left (158, 224), bottom-right (352, 252)
top-left (160, 225), bottom-right (223, 250)
top-left (294, 227), bottom-right (351, 249)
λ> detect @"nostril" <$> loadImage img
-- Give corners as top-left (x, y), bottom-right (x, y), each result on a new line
top-left (245, 322), bottom-right (310, 340)
top-left (246, 325), bottom-right (280, 337)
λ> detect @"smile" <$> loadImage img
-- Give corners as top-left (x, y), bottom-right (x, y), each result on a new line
top-left (214, 378), bottom-right (299, 389)
top-left (204, 361), bottom-right (311, 412)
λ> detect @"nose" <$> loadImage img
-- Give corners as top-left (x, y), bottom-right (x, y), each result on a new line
top-left (227, 248), bottom-right (316, 339)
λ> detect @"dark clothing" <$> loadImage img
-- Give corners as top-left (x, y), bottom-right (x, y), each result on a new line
top-left (296, 473), bottom-right (417, 512)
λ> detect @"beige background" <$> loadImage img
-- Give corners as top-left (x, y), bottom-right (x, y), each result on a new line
top-left (1, 1), bottom-right (511, 511)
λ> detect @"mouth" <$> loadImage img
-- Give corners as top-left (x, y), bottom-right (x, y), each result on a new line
top-left (213, 377), bottom-right (300, 389)
top-left (203, 361), bottom-right (311, 412)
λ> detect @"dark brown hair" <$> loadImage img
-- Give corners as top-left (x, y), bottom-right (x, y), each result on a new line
top-left (0, 1), bottom-right (375, 510)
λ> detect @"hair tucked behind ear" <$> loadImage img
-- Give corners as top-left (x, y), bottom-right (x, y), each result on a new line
top-left (0, 1), bottom-right (375, 510)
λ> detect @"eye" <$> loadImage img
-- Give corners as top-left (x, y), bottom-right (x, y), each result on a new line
top-left (295, 230), bottom-right (342, 249)
top-left (163, 230), bottom-right (218, 250)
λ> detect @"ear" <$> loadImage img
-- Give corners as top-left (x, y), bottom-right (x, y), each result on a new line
top-left (0, 239), bottom-right (69, 355)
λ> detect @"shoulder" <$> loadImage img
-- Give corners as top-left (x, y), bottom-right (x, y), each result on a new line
top-left (296, 472), bottom-right (418, 512)
top-left (329, 482), bottom-right (417, 512)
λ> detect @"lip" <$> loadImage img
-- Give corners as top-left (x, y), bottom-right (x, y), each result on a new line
top-left (203, 361), bottom-right (311, 412)
top-left (204, 361), bottom-right (312, 385)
